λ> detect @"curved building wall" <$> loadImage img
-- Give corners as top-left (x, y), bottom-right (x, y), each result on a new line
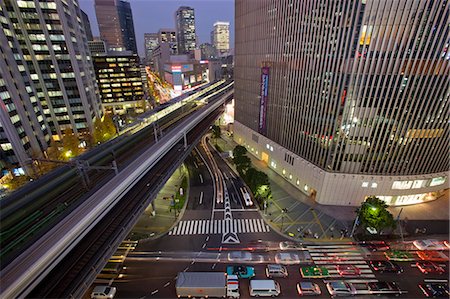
top-left (234, 0), bottom-right (449, 206)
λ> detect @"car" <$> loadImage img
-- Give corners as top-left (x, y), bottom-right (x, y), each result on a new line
top-left (418, 283), bottom-right (450, 297)
top-left (416, 261), bottom-right (446, 274)
top-left (368, 281), bottom-right (404, 296)
top-left (336, 264), bottom-right (361, 276)
top-left (300, 266), bottom-right (329, 278)
top-left (385, 250), bottom-right (415, 261)
top-left (325, 281), bottom-right (357, 297)
top-left (296, 282), bottom-right (321, 296)
top-left (240, 187), bottom-right (253, 206)
top-left (91, 286), bottom-right (117, 299)
top-left (369, 260), bottom-right (403, 273)
top-left (417, 250), bottom-right (449, 262)
top-left (359, 241), bottom-right (390, 251)
top-left (413, 239), bottom-right (448, 251)
top-left (226, 265), bottom-right (255, 278)
top-left (279, 241), bottom-right (303, 250)
top-left (227, 251), bottom-right (253, 261)
top-left (265, 264), bottom-right (288, 278)
top-left (444, 240), bottom-right (450, 249)
top-left (274, 252), bottom-right (301, 265)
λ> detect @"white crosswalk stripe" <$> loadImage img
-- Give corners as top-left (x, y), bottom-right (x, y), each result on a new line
top-left (305, 244), bottom-right (376, 278)
top-left (169, 219), bottom-right (271, 235)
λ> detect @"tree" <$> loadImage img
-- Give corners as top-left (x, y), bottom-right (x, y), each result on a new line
top-left (61, 128), bottom-right (81, 160)
top-left (233, 145), bottom-right (247, 158)
top-left (92, 114), bottom-right (117, 144)
top-left (5, 173), bottom-right (31, 191)
top-left (233, 154), bottom-right (251, 175)
top-left (244, 168), bottom-right (270, 195)
top-left (211, 125), bottom-right (221, 139)
top-left (357, 196), bottom-right (396, 234)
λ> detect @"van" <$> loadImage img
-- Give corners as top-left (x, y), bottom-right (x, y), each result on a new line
top-left (249, 280), bottom-right (281, 297)
top-left (91, 286), bottom-right (117, 299)
top-left (265, 264), bottom-right (288, 278)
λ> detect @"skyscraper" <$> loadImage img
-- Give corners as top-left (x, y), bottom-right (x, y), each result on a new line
top-left (158, 28), bottom-right (177, 54)
top-left (212, 21), bottom-right (230, 56)
top-left (80, 9), bottom-right (94, 41)
top-left (175, 6), bottom-right (196, 54)
top-left (0, 0), bottom-right (102, 173)
top-left (95, 0), bottom-right (137, 53)
top-left (234, 0), bottom-right (449, 206)
top-left (144, 33), bottom-right (159, 64)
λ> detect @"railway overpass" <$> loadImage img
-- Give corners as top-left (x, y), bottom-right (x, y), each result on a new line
top-left (0, 83), bottom-right (233, 298)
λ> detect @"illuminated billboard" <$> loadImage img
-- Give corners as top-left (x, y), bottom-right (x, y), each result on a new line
top-left (258, 67), bottom-right (270, 135)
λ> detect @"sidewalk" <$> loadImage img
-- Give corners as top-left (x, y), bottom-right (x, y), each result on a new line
top-left (215, 135), bottom-right (352, 242)
top-left (129, 164), bottom-right (188, 241)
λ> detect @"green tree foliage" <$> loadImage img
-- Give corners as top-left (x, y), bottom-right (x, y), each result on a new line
top-left (93, 114), bottom-right (117, 144)
top-left (357, 196), bottom-right (396, 234)
top-left (61, 128), bottom-right (81, 160)
top-left (233, 145), bottom-right (247, 158)
top-left (6, 173), bottom-right (31, 191)
top-left (211, 125), bottom-right (221, 139)
top-left (233, 155), bottom-right (251, 174)
top-left (244, 167), bottom-right (269, 195)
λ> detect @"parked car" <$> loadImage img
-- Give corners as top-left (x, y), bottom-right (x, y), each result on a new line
top-left (265, 264), bottom-right (288, 278)
top-left (368, 281), bottom-right (404, 296)
top-left (369, 260), bottom-right (403, 273)
top-left (418, 283), bottom-right (450, 297)
top-left (226, 265), bottom-right (255, 278)
top-left (416, 261), bottom-right (446, 274)
top-left (336, 264), bottom-right (361, 276)
top-left (91, 286), bottom-right (117, 299)
top-left (297, 282), bottom-right (321, 296)
top-left (413, 239), bottom-right (447, 251)
top-left (325, 281), bottom-right (357, 298)
top-left (274, 252), bottom-right (301, 265)
top-left (359, 241), bottom-right (390, 251)
top-left (279, 241), bottom-right (303, 250)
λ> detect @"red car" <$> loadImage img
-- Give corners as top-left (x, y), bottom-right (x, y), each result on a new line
top-left (336, 264), bottom-right (361, 276)
top-left (416, 261), bottom-right (446, 274)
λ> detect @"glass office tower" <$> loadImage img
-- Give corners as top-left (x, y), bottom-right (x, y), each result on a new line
top-left (234, 0), bottom-right (449, 206)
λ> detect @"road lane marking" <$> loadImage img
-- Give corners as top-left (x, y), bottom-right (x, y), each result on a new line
top-left (199, 192), bottom-right (203, 205)
top-left (163, 282), bottom-right (170, 287)
top-left (199, 174), bottom-right (203, 183)
top-left (151, 290), bottom-right (159, 295)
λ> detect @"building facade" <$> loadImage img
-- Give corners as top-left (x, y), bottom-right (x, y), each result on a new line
top-left (200, 43), bottom-right (216, 60)
top-left (95, 0), bottom-right (137, 53)
top-left (158, 28), bottom-right (177, 54)
top-left (144, 33), bottom-right (159, 64)
top-left (88, 39), bottom-right (108, 56)
top-left (80, 9), bottom-right (94, 41)
top-left (0, 0), bottom-right (102, 174)
top-left (93, 51), bottom-right (144, 115)
top-left (175, 6), bottom-right (196, 54)
top-left (234, 0), bottom-right (449, 206)
top-left (212, 21), bottom-right (230, 56)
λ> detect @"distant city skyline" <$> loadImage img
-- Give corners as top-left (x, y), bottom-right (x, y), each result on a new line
top-left (79, 0), bottom-right (234, 57)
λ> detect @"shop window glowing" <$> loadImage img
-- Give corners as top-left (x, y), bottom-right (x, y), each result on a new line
top-left (371, 182), bottom-right (377, 188)
top-left (304, 185), bottom-right (309, 192)
top-left (361, 182), bottom-right (369, 188)
top-left (282, 169), bottom-right (286, 175)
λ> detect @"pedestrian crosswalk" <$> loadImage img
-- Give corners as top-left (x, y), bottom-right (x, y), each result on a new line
top-left (168, 218), bottom-right (271, 236)
top-left (305, 244), bottom-right (376, 279)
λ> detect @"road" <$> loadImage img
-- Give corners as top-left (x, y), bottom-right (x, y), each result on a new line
top-left (97, 136), bottom-right (449, 299)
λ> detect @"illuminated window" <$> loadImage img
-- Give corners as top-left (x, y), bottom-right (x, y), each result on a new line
top-left (304, 185), bottom-right (309, 192)
top-left (371, 183), bottom-right (378, 188)
top-left (361, 182), bottom-right (369, 188)
top-left (430, 176), bottom-right (446, 187)
top-left (282, 169), bottom-right (286, 175)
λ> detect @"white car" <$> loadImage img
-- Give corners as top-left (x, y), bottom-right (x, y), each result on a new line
top-left (274, 252), bottom-right (300, 265)
top-left (413, 239), bottom-right (447, 251)
top-left (228, 251), bottom-right (263, 263)
top-left (240, 187), bottom-right (253, 206)
top-left (279, 241), bottom-right (303, 250)
top-left (91, 286), bottom-right (116, 299)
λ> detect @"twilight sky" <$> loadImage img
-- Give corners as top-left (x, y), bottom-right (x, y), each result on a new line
top-left (78, 0), bottom-right (234, 57)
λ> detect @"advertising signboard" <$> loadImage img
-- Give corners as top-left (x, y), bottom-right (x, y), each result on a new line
top-left (259, 67), bottom-right (270, 134)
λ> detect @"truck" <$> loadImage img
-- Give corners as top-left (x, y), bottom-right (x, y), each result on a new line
top-left (175, 272), bottom-right (240, 298)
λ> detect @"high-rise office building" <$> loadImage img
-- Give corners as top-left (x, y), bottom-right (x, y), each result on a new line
top-left (200, 43), bottom-right (216, 60)
top-left (158, 28), bottom-right (177, 54)
top-left (212, 21), bottom-right (230, 56)
top-left (175, 6), bottom-right (196, 54)
top-left (93, 51), bottom-right (144, 115)
top-left (80, 9), bottom-right (94, 41)
top-left (234, 0), bottom-right (449, 207)
top-left (144, 33), bottom-right (159, 64)
top-left (95, 0), bottom-right (137, 53)
top-left (0, 0), bottom-right (102, 173)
